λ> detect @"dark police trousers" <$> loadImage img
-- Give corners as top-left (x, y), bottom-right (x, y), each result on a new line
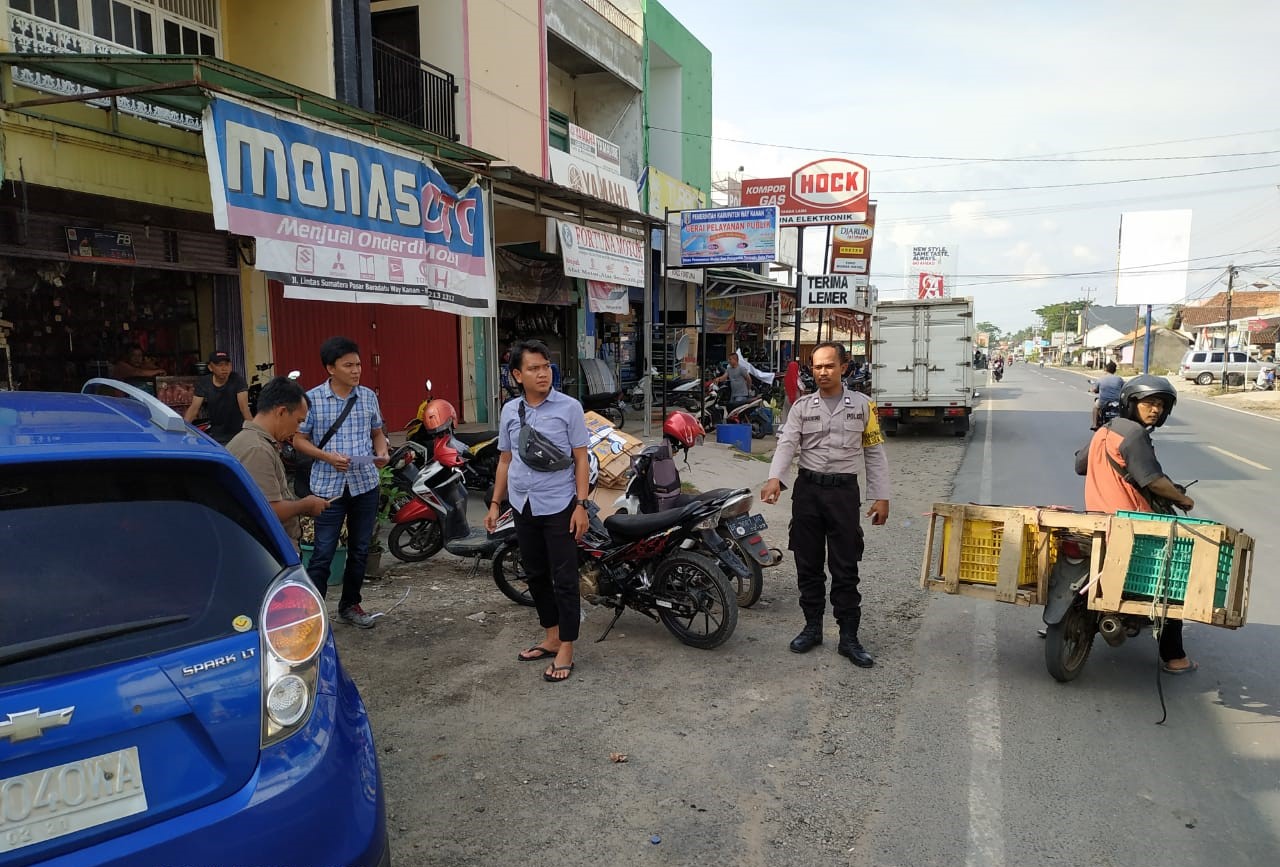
top-left (788, 470), bottom-right (865, 623)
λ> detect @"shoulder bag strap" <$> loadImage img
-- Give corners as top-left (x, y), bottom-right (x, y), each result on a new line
top-left (316, 392), bottom-right (358, 450)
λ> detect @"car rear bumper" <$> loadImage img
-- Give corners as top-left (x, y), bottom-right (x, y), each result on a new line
top-left (33, 647), bottom-right (388, 867)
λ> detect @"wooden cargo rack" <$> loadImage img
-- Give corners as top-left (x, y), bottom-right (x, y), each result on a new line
top-left (920, 503), bottom-right (1254, 629)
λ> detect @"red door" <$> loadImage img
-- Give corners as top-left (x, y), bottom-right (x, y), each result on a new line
top-left (267, 281), bottom-right (461, 426)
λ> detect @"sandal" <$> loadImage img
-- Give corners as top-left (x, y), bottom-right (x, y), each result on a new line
top-left (518, 645), bottom-right (558, 662)
top-left (543, 663), bottom-right (574, 683)
top-left (1160, 660), bottom-right (1199, 675)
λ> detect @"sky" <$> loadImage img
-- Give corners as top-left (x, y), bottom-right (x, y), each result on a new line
top-left (658, 0), bottom-right (1280, 333)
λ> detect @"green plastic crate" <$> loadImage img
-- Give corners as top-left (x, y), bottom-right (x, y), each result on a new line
top-left (1116, 511), bottom-right (1231, 608)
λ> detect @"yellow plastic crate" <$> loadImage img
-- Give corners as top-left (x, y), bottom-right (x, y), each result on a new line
top-left (940, 518), bottom-right (1055, 587)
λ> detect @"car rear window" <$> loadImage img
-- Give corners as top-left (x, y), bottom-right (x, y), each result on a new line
top-left (0, 459), bottom-right (286, 686)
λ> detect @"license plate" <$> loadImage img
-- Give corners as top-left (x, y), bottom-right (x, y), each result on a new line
top-left (0, 747), bottom-right (148, 854)
top-left (911, 409), bottom-right (935, 418)
top-left (727, 513), bottom-right (768, 538)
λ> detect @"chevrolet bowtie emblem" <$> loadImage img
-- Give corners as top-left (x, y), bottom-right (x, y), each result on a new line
top-left (0, 706), bottom-right (75, 742)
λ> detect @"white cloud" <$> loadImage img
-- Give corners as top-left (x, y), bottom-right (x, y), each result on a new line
top-left (948, 200), bottom-right (1013, 238)
top-left (1072, 244), bottom-right (1094, 261)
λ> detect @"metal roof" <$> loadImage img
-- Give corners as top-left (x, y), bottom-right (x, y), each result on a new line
top-left (0, 53), bottom-right (493, 174)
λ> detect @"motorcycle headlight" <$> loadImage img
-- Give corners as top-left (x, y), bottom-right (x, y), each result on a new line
top-left (696, 515), bottom-right (718, 530)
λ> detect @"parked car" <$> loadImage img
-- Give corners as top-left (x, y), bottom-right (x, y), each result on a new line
top-left (1178, 349), bottom-right (1276, 385)
top-left (0, 381), bottom-right (389, 867)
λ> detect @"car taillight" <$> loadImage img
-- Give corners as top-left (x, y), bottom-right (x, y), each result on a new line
top-left (943, 408), bottom-right (966, 417)
top-left (260, 571), bottom-right (326, 746)
top-left (878, 406), bottom-right (897, 417)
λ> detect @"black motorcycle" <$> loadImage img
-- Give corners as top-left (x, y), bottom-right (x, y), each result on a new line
top-left (493, 500), bottom-right (739, 649)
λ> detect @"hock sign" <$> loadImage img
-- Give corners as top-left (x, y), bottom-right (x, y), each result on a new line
top-left (740, 158), bottom-right (870, 226)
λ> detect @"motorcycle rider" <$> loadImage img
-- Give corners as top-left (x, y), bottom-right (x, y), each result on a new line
top-left (1074, 375), bottom-right (1197, 674)
top-left (1089, 360), bottom-right (1125, 430)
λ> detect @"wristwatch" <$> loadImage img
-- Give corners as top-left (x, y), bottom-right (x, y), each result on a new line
top-left (576, 499), bottom-right (590, 509)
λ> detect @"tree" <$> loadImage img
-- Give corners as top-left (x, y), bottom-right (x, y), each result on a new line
top-left (1034, 301), bottom-right (1089, 335)
top-left (976, 321), bottom-right (1003, 341)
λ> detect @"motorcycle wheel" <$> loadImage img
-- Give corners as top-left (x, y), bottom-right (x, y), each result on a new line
top-left (750, 417), bottom-right (766, 440)
top-left (653, 550), bottom-right (738, 649)
top-left (601, 404), bottom-right (625, 428)
top-left (491, 541), bottom-right (534, 606)
top-left (387, 520), bottom-right (444, 562)
top-left (630, 392), bottom-right (646, 411)
top-left (1044, 602), bottom-right (1097, 682)
top-left (720, 532), bottom-right (763, 608)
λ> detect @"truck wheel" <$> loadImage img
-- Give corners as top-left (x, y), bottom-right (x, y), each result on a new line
top-left (883, 423), bottom-right (899, 438)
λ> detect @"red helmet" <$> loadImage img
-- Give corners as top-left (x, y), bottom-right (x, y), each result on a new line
top-left (663, 410), bottom-right (705, 452)
top-left (422, 398), bottom-right (457, 436)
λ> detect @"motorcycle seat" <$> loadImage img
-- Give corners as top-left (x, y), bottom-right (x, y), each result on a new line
top-left (454, 430), bottom-right (498, 446)
top-left (689, 487), bottom-right (737, 503)
top-left (604, 501), bottom-right (703, 540)
top-left (446, 528), bottom-right (506, 557)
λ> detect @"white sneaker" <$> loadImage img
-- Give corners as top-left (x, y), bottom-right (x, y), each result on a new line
top-left (338, 604), bottom-right (377, 629)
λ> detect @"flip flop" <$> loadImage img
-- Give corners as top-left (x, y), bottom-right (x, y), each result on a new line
top-left (543, 663), bottom-right (574, 683)
top-left (1161, 661), bottom-right (1199, 675)
top-left (518, 645), bottom-right (557, 662)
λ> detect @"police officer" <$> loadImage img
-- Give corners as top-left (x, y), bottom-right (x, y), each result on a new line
top-left (761, 342), bottom-right (890, 667)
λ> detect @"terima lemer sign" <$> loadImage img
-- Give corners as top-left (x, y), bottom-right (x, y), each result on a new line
top-left (739, 158), bottom-right (870, 226)
top-left (800, 274), bottom-right (869, 309)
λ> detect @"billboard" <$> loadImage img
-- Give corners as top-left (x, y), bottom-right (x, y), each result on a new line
top-left (1115, 210), bottom-right (1194, 305)
top-left (829, 203), bottom-right (876, 275)
top-left (908, 245), bottom-right (957, 300)
top-left (556, 221), bottom-right (646, 285)
top-left (679, 206), bottom-right (779, 266)
top-left (203, 95), bottom-right (494, 316)
top-left (739, 157), bottom-right (870, 226)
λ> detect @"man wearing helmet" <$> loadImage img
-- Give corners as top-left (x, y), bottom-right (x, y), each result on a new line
top-left (1074, 374), bottom-right (1197, 673)
top-left (761, 342), bottom-right (891, 668)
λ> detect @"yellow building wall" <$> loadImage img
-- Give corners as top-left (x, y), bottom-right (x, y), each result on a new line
top-left (466, 0), bottom-right (544, 173)
top-left (221, 0), bottom-right (337, 96)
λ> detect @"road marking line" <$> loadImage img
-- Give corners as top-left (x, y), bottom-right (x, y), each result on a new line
top-left (967, 604), bottom-right (1005, 867)
top-left (967, 398), bottom-right (1005, 867)
top-left (1208, 445), bottom-right (1272, 471)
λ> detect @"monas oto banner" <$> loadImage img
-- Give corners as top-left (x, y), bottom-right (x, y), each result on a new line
top-left (203, 95), bottom-right (494, 316)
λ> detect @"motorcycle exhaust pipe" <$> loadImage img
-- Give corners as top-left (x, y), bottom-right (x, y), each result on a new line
top-left (1098, 615), bottom-right (1127, 648)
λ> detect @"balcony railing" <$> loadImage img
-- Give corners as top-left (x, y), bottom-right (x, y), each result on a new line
top-left (372, 37), bottom-right (459, 142)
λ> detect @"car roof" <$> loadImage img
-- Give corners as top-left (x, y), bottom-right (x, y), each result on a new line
top-left (0, 390), bottom-right (233, 464)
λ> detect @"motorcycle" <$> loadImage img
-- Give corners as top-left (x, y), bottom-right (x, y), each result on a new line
top-left (993, 365), bottom-right (1004, 383)
top-left (246, 361), bottom-right (276, 415)
top-left (703, 380), bottom-right (773, 439)
top-left (1042, 484), bottom-right (1196, 682)
top-left (405, 378), bottom-right (499, 492)
top-left (386, 436), bottom-right (517, 565)
top-left (493, 499), bottom-right (740, 649)
top-left (1097, 399), bottom-right (1122, 427)
top-left (613, 440), bottom-right (778, 608)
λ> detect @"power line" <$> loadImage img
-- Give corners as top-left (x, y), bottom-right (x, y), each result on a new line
top-left (874, 163), bottom-right (1280, 195)
top-left (647, 124), bottom-right (1280, 166)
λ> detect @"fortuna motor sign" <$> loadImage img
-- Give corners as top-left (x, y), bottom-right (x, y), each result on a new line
top-left (739, 158), bottom-right (870, 226)
top-left (800, 274), bottom-right (870, 309)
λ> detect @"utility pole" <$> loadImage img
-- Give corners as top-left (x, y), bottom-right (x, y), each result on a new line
top-left (1219, 265), bottom-right (1237, 388)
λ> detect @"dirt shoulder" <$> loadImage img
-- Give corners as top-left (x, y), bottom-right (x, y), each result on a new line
top-left (334, 434), bottom-right (966, 866)
top-left (1057, 365), bottom-right (1280, 419)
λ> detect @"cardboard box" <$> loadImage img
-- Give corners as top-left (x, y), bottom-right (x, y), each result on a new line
top-left (584, 411), bottom-right (644, 488)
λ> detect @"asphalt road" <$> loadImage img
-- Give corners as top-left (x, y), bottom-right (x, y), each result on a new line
top-left (855, 362), bottom-right (1279, 867)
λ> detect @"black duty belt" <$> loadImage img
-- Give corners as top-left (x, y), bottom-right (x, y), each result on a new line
top-left (798, 468), bottom-right (858, 488)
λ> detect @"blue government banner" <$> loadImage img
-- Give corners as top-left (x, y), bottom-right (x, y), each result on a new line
top-left (203, 95), bottom-right (494, 316)
top-left (678, 206), bottom-right (779, 267)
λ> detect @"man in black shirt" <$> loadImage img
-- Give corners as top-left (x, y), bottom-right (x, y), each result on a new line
top-left (185, 350), bottom-right (251, 444)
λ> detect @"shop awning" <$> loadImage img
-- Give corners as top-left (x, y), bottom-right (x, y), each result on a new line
top-left (704, 267), bottom-right (786, 299)
top-left (0, 53), bottom-right (493, 176)
top-left (488, 164), bottom-right (661, 232)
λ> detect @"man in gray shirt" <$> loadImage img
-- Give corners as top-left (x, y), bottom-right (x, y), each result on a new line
top-left (715, 353), bottom-right (753, 406)
top-left (1090, 361), bottom-right (1125, 429)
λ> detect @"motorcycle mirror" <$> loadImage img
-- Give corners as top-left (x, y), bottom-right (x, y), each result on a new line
top-left (425, 379), bottom-right (433, 392)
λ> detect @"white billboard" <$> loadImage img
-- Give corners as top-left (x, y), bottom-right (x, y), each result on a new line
top-left (907, 245), bottom-right (957, 299)
top-left (1115, 210), bottom-right (1194, 305)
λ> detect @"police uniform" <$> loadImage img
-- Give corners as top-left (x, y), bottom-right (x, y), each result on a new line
top-left (767, 388), bottom-right (891, 664)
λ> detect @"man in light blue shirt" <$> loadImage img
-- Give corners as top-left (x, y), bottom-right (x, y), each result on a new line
top-left (487, 339), bottom-right (591, 683)
top-left (293, 336), bottom-right (389, 629)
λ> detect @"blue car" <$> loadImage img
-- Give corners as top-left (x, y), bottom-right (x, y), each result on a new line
top-left (0, 382), bottom-right (389, 866)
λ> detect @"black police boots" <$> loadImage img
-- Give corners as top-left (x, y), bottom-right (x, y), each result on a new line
top-left (789, 620), bottom-right (823, 653)
top-left (838, 609), bottom-right (874, 668)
